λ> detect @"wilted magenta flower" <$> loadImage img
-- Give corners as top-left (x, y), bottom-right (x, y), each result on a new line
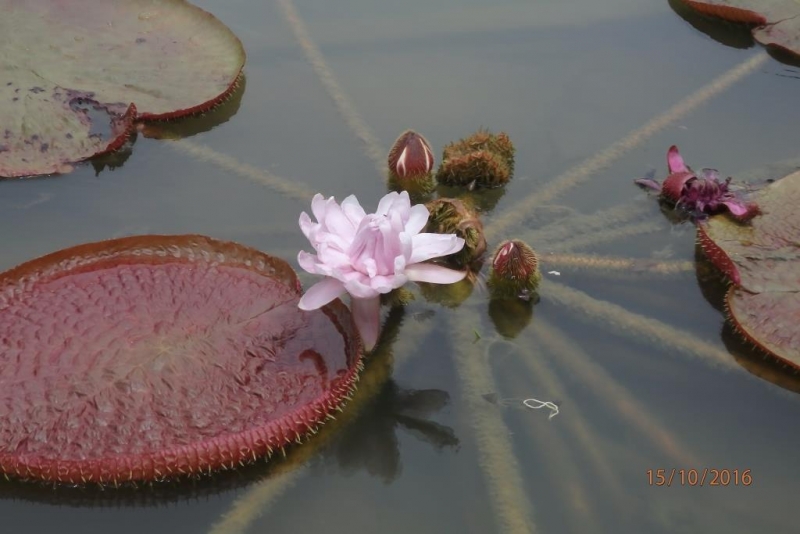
top-left (298, 191), bottom-right (466, 350)
top-left (387, 130), bottom-right (435, 178)
top-left (635, 145), bottom-right (759, 220)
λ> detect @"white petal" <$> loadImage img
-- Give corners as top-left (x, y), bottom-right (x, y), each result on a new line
top-left (409, 233), bottom-right (465, 263)
top-left (351, 296), bottom-right (381, 351)
top-left (405, 263), bottom-right (467, 284)
top-left (298, 278), bottom-right (346, 310)
top-left (404, 204), bottom-right (429, 236)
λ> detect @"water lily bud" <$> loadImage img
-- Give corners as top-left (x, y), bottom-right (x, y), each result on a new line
top-left (487, 239), bottom-right (541, 299)
top-left (436, 129), bottom-right (515, 188)
top-left (424, 198), bottom-right (487, 268)
top-left (388, 130), bottom-right (435, 179)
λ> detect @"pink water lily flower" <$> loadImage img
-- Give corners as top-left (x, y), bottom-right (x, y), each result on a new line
top-left (635, 145), bottom-right (759, 221)
top-left (298, 191), bottom-right (466, 350)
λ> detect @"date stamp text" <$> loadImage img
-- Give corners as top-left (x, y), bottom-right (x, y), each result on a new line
top-left (647, 469), bottom-right (752, 487)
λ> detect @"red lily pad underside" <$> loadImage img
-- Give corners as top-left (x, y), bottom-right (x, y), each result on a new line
top-left (0, 235), bottom-right (361, 484)
top-left (681, 1), bottom-right (800, 59)
top-left (0, 0), bottom-right (245, 178)
top-left (699, 171), bottom-right (800, 367)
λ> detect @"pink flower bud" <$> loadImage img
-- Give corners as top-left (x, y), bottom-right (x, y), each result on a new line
top-left (388, 130), bottom-right (435, 178)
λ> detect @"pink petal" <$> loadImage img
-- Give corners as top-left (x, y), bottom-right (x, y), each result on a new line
top-left (405, 263), bottom-right (467, 284)
top-left (404, 204), bottom-right (429, 236)
top-left (376, 191), bottom-right (411, 218)
top-left (343, 277), bottom-right (381, 299)
top-left (722, 200), bottom-right (748, 216)
top-left (661, 171), bottom-right (695, 203)
top-left (341, 195), bottom-right (366, 226)
top-left (409, 233), bottom-right (465, 263)
top-left (322, 199), bottom-right (357, 241)
top-left (351, 296), bottom-right (381, 351)
top-left (297, 250), bottom-right (319, 274)
top-left (299, 211), bottom-right (316, 240)
top-left (310, 194), bottom-right (329, 223)
top-left (298, 277), bottom-right (346, 310)
top-left (667, 145), bottom-right (687, 174)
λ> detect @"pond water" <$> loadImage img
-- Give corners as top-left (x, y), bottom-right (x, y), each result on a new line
top-left (1, 0), bottom-right (800, 532)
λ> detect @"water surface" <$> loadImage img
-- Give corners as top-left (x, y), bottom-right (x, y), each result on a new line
top-left (1, 1), bottom-right (799, 533)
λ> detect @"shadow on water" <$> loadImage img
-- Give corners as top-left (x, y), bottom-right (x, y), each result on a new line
top-left (136, 74), bottom-right (247, 141)
top-left (669, 0), bottom-right (800, 68)
top-left (667, 0), bottom-right (755, 51)
top-left (319, 380), bottom-right (459, 483)
top-left (77, 75), bottom-right (247, 177)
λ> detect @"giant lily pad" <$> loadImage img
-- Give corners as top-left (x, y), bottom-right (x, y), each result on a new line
top-left (0, 235), bottom-right (362, 485)
top-left (0, 0), bottom-right (245, 178)
top-left (698, 171), bottom-right (800, 367)
top-left (679, 0), bottom-right (800, 59)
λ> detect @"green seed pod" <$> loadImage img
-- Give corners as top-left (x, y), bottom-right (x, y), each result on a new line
top-left (424, 198), bottom-right (487, 268)
top-left (487, 239), bottom-right (541, 299)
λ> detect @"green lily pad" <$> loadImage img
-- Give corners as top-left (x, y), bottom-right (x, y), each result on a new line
top-left (0, 0), bottom-right (245, 178)
top-left (679, 0), bottom-right (800, 59)
top-left (698, 171), bottom-right (800, 367)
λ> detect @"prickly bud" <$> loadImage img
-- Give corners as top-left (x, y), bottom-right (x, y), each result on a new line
top-left (436, 129), bottom-right (515, 188)
top-left (424, 198), bottom-right (487, 268)
top-left (388, 130), bottom-right (435, 179)
top-left (487, 239), bottom-right (541, 299)
top-left (436, 150), bottom-right (510, 188)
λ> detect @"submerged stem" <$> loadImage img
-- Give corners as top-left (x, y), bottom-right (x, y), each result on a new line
top-left (486, 53), bottom-right (768, 241)
top-left (529, 319), bottom-right (702, 467)
top-left (275, 0), bottom-right (387, 174)
top-left (167, 138), bottom-right (315, 201)
top-left (489, 336), bottom-right (605, 533)
top-left (449, 308), bottom-right (538, 534)
top-left (540, 278), bottom-right (736, 369)
top-left (539, 252), bottom-right (694, 278)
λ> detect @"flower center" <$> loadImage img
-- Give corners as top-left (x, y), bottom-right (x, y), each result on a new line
top-left (348, 214), bottom-right (403, 277)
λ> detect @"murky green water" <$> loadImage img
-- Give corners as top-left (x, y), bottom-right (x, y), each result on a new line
top-left (2, 0), bottom-right (800, 532)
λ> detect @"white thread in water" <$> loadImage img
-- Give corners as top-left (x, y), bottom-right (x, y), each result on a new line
top-left (523, 398), bottom-right (559, 420)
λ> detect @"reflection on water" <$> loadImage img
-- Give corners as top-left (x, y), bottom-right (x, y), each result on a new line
top-left (1, 0), bottom-right (800, 533)
top-left (321, 380), bottom-right (459, 483)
